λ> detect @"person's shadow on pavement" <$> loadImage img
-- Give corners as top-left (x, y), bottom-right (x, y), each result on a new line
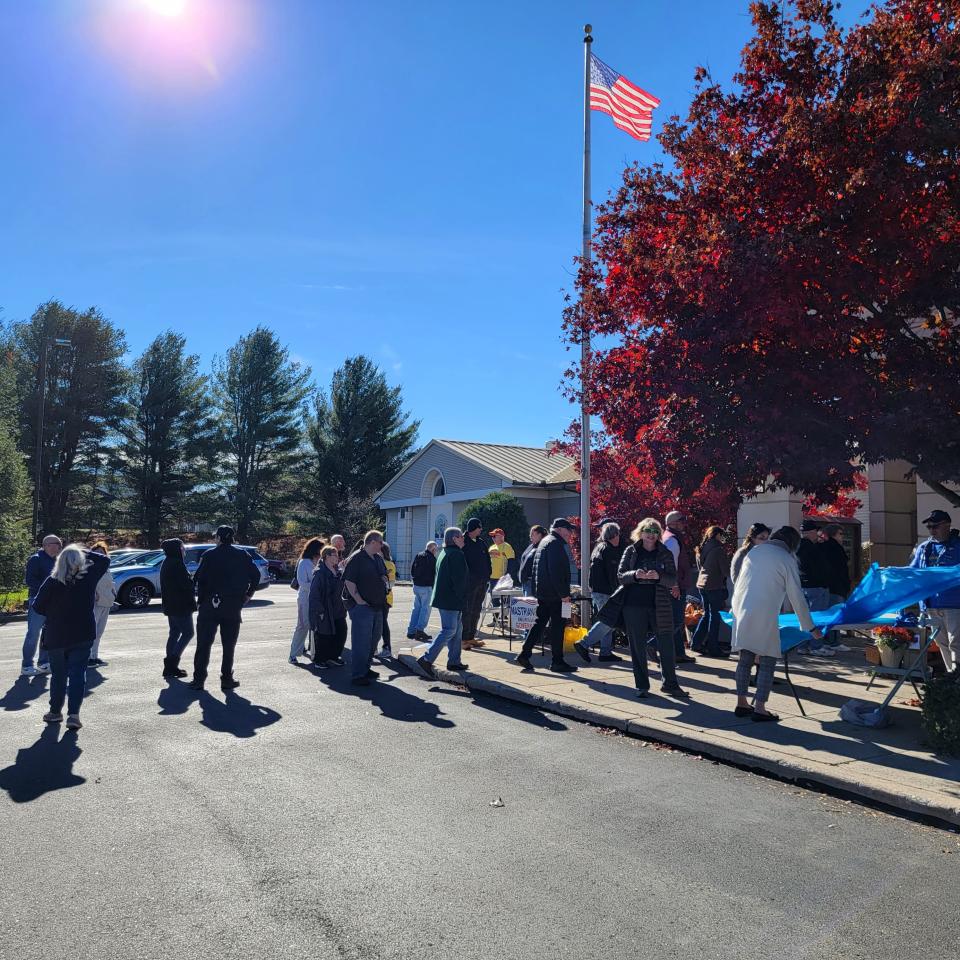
top-left (0, 676), bottom-right (49, 713)
top-left (197, 690), bottom-right (281, 739)
top-left (0, 726), bottom-right (85, 802)
top-left (157, 680), bottom-right (199, 716)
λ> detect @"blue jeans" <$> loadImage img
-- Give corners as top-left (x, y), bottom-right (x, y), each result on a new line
top-left (22, 605), bottom-right (49, 669)
top-left (407, 586), bottom-right (432, 635)
top-left (692, 588), bottom-right (727, 654)
top-left (165, 614), bottom-right (195, 662)
top-left (424, 609), bottom-right (463, 665)
top-left (802, 587), bottom-right (830, 649)
top-left (582, 593), bottom-right (613, 654)
top-left (348, 604), bottom-right (383, 680)
top-left (47, 644), bottom-right (91, 716)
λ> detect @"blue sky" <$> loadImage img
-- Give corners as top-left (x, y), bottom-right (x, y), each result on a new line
top-left (1, 0), bottom-right (872, 447)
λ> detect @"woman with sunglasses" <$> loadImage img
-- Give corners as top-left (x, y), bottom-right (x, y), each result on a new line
top-left (617, 518), bottom-right (688, 700)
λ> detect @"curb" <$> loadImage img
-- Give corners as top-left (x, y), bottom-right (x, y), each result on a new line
top-left (397, 652), bottom-right (960, 828)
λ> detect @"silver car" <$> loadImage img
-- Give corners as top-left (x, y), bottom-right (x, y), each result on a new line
top-left (112, 544), bottom-right (272, 608)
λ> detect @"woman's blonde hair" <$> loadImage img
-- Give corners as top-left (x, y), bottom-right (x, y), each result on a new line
top-left (631, 517), bottom-right (662, 541)
top-left (52, 544), bottom-right (90, 585)
top-left (321, 545), bottom-right (339, 562)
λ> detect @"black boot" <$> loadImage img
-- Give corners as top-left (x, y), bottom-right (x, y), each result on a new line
top-left (163, 657), bottom-right (188, 679)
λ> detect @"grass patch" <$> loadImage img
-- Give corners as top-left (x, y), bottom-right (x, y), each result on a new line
top-left (0, 588), bottom-right (28, 614)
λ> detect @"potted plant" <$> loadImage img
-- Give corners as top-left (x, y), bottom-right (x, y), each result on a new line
top-left (872, 626), bottom-right (914, 668)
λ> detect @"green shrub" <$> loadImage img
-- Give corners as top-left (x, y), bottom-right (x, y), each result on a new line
top-left (456, 492), bottom-right (529, 564)
top-left (921, 675), bottom-right (960, 755)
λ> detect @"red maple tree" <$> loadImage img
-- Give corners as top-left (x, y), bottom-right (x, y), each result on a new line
top-left (565, 0), bottom-right (960, 509)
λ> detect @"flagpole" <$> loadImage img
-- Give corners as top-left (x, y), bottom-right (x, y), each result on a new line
top-left (580, 23), bottom-right (593, 624)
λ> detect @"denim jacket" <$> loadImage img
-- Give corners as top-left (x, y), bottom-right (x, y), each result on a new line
top-left (909, 531), bottom-right (960, 609)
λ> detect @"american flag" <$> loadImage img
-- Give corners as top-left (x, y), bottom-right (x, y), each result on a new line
top-left (589, 54), bottom-right (660, 141)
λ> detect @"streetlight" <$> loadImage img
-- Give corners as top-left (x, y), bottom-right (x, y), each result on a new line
top-left (32, 334), bottom-right (72, 541)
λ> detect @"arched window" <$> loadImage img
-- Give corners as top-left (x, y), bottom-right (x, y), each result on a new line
top-left (433, 476), bottom-right (445, 497)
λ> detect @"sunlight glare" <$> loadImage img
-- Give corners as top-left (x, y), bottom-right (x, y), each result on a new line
top-left (143, 0), bottom-right (188, 17)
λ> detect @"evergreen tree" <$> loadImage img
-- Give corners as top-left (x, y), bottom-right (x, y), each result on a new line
top-left (14, 301), bottom-right (128, 535)
top-left (117, 332), bottom-right (218, 546)
top-left (307, 355), bottom-right (419, 533)
top-left (212, 327), bottom-right (311, 541)
top-left (0, 336), bottom-right (31, 596)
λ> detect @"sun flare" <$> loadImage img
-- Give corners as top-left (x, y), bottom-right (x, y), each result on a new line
top-left (142, 0), bottom-right (187, 17)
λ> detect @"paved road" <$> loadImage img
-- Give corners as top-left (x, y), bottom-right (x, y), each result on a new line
top-left (0, 585), bottom-right (957, 960)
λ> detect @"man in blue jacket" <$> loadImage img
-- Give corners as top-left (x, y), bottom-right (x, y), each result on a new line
top-left (909, 509), bottom-right (960, 675)
top-left (21, 534), bottom-right (62, 677)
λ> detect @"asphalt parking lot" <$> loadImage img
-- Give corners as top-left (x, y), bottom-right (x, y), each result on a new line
top-left (0, 584), bottom-right (957, 960)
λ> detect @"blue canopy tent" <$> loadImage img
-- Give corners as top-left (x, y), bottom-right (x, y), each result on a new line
top-left (721, 565), bottom-right (960, 718)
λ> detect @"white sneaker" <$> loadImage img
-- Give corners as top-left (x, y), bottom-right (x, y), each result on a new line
top-left (832, 643), bottom-right (852, 652)
top-left (36, 663), bottom-right (51, 675)
top-left (21, 666), bottom-right (39, 677)
top-left (813, 647), bottom-right (836, 657)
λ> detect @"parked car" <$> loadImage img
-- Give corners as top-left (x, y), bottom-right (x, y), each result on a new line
top-left (112, 544), bottom-right (272, 608)
top-left (266, 558), bottom-right (289, 581)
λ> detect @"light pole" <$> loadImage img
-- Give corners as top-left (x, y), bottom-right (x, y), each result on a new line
top-left (32, 332), bottom-right (72, 541)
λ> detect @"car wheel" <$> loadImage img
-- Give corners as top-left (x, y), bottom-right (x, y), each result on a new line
top-left (120, 580), bottom-right (153, 608)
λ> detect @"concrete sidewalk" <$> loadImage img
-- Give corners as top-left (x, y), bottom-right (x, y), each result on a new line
top-left (396, 609), bottom-right (960, 826)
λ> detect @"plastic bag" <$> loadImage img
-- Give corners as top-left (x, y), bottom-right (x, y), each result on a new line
top-left (494, 574), bottom-right (514, 592)
top-left (840, 699), bottom-right (890, 728)
top-left (563, 625), bottom-right (587, 653)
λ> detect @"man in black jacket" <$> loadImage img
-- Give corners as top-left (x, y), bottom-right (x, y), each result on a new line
top-left (513, 518), bottom-right (577, 673)
top-left (796, 519), bottom-right (832, 654)
top-left (406, 541), bottom-right (438, 641)
top-left (189, 526), bottom-right (261, 691)
top-left (461, 518), bottom-right (491, 650)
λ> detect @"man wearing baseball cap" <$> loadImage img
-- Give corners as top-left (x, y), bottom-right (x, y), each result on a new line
top-left (460, 518), bottom-right (491, 650)
top-left (513, 518), bottom-right (578, 673)
top-left (908, 509), bottom-right (960, 674)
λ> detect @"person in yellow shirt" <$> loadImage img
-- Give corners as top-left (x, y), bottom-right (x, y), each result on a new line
top-left (378, 542), bottom-right (398, 659)
top-left (488, 529), bottom-right (515, 617)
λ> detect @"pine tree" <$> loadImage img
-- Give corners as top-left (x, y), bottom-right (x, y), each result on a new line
top-left (117, 332), bottom-right (219, 546)
top-left (212, 327), bottom-right (312, 541)
top-left (0, 337), bottom-right (31, 596)
top-left (307, 356), bottom-right (419, 534)
top-left (14, 301), bottom-right (128, 535)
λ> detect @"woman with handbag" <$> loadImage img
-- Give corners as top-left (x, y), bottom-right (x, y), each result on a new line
top-left (617, 519), bottom-right (689, 700)
top-left (691, 525), bottom-right (732, 657)
top-left (289, 538), bottom-right (324, 664)
top-left (309, 546), bottom-right (348, 667)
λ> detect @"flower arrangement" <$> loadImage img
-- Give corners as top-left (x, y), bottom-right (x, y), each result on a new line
top-left (872, 626), bottom-right (914, 649)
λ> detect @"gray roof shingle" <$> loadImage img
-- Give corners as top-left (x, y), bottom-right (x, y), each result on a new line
top-left (434, 439), bottom-right (576, 486)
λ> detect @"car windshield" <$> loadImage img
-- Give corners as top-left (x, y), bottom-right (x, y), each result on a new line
top-left (112, 552), bottom-right (151, 566)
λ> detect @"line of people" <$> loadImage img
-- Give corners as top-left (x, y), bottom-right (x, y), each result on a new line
top-left (480, 510), bottom-right (832, 720)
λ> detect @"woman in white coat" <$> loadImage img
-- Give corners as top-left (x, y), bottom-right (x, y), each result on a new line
top-left (89, 541), bottom-right (116, 667)
top-left (289, 538), bottom-right (324, 663)
top-left (730, 526), bottom-right (823, 722)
